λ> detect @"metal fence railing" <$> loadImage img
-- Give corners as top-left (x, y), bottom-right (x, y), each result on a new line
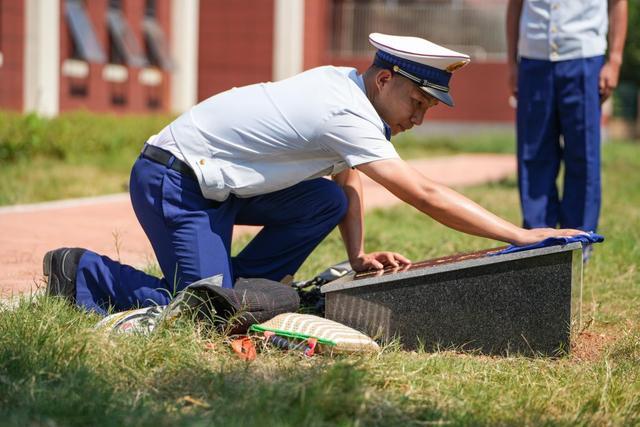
top-left (331, 1), bottom-right (508, 61)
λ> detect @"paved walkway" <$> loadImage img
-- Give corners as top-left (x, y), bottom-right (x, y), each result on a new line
top-left (0, 154), bottom-right (516, 296)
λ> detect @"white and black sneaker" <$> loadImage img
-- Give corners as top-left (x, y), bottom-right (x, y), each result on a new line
top-left (43, 247), bottom-right (86, 302)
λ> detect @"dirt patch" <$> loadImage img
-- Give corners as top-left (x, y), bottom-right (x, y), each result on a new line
top-left (571, 330), bottom-right (617, 362)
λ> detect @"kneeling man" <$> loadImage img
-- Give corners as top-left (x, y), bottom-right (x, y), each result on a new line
top-left (44, 34), bottom-right (584, 315)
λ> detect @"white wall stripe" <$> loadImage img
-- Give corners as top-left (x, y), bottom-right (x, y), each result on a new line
top-left (272, 0), bottom-right (305, 81)
top-left (170, 0), bottom-right (200, 112)
top-left (24, 0), bottom-right (60, 116)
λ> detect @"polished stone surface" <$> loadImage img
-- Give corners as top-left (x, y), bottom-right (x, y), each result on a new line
top-left (322, 242), bottom-right (583, 356)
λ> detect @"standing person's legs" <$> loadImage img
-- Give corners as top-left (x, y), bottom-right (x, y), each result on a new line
top-left (556, 56), bottom-right (603, 231)
top-left (517, 58), bottom-right (563, 229)
top-left (232, 178), bottom-right (348, 282)
top-left (74, 154), bottom-right (237, 315)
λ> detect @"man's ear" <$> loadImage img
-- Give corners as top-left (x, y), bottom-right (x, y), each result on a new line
top-left (375, 69), bottom-right (393, 91)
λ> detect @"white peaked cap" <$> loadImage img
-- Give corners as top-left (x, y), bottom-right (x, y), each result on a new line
top-left (369, 33), bottom-right (470, 106)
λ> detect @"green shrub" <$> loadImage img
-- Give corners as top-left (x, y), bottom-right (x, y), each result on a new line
top-left (0, 111), bottom-right (174, 163)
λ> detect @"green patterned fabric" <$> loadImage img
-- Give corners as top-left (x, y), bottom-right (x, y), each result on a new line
top-left (251, 313), bottom-right (379, 352)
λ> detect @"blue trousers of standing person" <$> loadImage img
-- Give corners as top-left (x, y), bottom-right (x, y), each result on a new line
top-left (516, 56), bottom-right (604, 232)
top-left (74, 152), bottom-right (348, 315)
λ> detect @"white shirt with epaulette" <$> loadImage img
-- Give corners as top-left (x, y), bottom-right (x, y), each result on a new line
top-left (149, 66), bottom-right (398, 201)
top-left (518, 0), bottom-right (608, 62)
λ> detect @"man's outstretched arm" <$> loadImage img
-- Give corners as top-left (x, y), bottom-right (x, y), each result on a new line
top-left (333, 168), bottom-right (410, 271)
top-left (357, 158), bottom-right (586, 246)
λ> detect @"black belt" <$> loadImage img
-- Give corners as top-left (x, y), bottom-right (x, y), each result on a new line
top-left (141, 144), bottom-right (197, 180)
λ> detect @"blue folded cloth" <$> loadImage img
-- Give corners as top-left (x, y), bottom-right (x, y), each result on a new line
top-left (493, 232), bottom-right (604, 256)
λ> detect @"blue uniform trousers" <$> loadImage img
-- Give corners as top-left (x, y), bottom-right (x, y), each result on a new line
top-left (75, 154), bottom-right (348, 315)
top-left (516, 56), bottom-right (603, 231)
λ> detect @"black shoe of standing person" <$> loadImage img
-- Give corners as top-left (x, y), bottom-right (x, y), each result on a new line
top-left (43, 248), bottom-right (86, 302)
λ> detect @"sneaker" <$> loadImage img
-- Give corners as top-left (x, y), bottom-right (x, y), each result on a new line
top-left (42, 247), bottom-right (86, 301)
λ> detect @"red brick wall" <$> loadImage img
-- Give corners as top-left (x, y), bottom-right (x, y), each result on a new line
top-left (431, 61), bottom-right (514, 123)
top-left (303, 0), bottom-right (329, 70)
top-left (302, 0), bottom-right (514, 123)
top-left (0, 0), bottom-right (25, 111)
top-left (59, 0), bottom-right (172, 113)
top-left (197, 0), bottom-right (275, 100)
top-left (154, 0), bottom-right (171, 111)
top-left (59, 0), bottom-right (108, 112)
top-left (123, 0), bottom-right (144, 111)
top-left (329, 56), bottom-right (514, 123)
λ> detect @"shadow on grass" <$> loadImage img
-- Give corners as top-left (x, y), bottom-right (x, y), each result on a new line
top-left (0, 296), bottom-right (447, 426)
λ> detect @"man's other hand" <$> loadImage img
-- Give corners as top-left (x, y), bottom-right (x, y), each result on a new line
top-left (599, 60), bottom-right (621, 103)
top-left (351, 251), bottom-right (412, 272)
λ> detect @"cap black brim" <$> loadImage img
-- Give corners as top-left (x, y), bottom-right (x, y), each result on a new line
top-left (421, 87), bottom-right (454, 107)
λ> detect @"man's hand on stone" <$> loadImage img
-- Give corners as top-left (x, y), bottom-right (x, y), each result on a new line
top-left (513, 228), bottom-right (588, 246)
top-left (351, 251), bottom-right (412, 272)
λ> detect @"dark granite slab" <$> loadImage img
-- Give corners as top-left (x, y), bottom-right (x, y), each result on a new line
top-left (322, 242), bottom-right (583, 356)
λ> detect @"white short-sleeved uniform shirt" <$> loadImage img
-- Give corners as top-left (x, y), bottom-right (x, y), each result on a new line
top-left (518, 0), bottom-right (608, 61)
top-left (149, 66), bottom-right (398, 201)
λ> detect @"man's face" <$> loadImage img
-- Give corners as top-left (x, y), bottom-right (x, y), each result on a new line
top-left (373, 71), bottom-right (440, 136)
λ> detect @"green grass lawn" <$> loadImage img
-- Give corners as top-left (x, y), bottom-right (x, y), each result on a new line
top-left (0, 112), bottom-right (172, 206)
top-left (392, 129), bottom-right (517, 158)
top-left (1, 136), bottom-right (639, 425)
